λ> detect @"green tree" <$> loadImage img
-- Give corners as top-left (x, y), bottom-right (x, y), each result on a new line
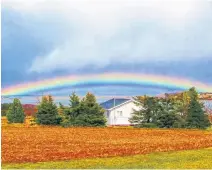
top-left (35, 95), bottom-right (61, 125)
top-left (69, 92), bottom-right (80, 108)
top-left (181, 91), bottom-right (190, 118)
top-left (130, 96), bottom-right (186, 128)
top-left (59, 102), bottom-right (65, 111)
top-left (59, 92), bottom-right (82, 127)
top-left (154, 98), bottom-right (178, 128)
top-left (129, 96), bottom-right (159, 127)
top-left (66, 92), bottom-right (81, 119)
top-left (1, 103), bottom-right (12, 116)
top-left (185, 87), bottom-right (211, 129)
top-left (157, 112), bottom-right (177, 128)
top-left (6, 98), bottom-right (25, 123)
top-left (58, 102), bottom-right (69, 117)
top-left (168, 91), bottom-right (190, 118)
top-left (74, 92), bottom-right (107, 127)
top-left (58, 102), bottom-right (71, 127)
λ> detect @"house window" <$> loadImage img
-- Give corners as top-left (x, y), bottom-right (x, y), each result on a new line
top-left (117, 111), bottom-right (123, 117)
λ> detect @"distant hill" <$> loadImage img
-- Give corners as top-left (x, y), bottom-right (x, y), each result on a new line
top-left (199, 93), bottom-right (212, 100)
top-left (159, 92), bottom-right (212, 100)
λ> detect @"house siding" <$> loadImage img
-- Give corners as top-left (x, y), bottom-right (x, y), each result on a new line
top-left (105, 101), bottom-right (139, 125)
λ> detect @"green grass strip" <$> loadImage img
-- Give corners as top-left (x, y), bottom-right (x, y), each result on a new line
top-left (2, 148), bottom-right (212, 169)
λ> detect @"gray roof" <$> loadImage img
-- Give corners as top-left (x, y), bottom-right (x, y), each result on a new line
top-left (100, 98), bottom-right (130, 110)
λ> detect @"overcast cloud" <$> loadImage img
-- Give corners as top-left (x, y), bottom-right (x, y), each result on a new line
top-left (2, 0), bottom-right (212, 73)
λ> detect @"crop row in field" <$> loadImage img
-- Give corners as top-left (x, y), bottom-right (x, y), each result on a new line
top-left (2, 125), bottom-right (212, 163)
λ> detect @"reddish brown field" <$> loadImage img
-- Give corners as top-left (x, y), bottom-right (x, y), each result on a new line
top-left (2, 124), bottom-right (212, 164)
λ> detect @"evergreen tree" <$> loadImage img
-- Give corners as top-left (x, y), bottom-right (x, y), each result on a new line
top-left (185, 87), bottom-right (211, 129)
top-left (61, 92), bottom-right (82, 127)
top-left (6, 98), bottom-right (25, 123)
top-left (58, 102), bottom-right (68, 117)
top-left (74, 92), bottom-right (107, 126)
top-left (67, 92), bottom-right (81, 119)
top-left (130, 96), bottom-right (185, 128)
top-left (69, 92), bottom-right (80, 108)
top-left (157, 98), bottom-right (183, 128)
top-left (129, 96), bottom-right (159, 127)
top-left (181, 91), bottom-right (190, 118)
top-left (59, 102), bottom-right (65, 111)
top-left (1, 103), bottom-right (12, 116)
top-left (157, 112), bottom-right (177, 128)
top-left (84, 92), bottom-right (96, 107)
top-left (156, 98), bottom-right (177, 128)
top-left (168, 91), bottom-right (190, 118)
top-left (58, 102), bottom-right (71, 127)
top-left (35, 95), bottom-right (61, 125)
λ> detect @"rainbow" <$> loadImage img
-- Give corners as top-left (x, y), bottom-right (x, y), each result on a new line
top-left (2, 73), bottom-right (212, 96)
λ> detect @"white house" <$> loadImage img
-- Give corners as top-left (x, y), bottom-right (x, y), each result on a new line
top-left (100, 98), bottom-right (140, 126)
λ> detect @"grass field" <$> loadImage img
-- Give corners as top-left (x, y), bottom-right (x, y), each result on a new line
top-left (3, 147), bottom-right (212, 169)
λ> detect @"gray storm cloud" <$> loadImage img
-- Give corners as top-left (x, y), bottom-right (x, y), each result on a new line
top-left (3, 0), bottom-right (212, 73)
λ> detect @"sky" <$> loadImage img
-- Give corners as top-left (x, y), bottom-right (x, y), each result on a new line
top-left (1, 0), bottom-right (212, 104)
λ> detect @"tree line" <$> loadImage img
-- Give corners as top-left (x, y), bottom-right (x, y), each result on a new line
top-left (130, 87), bottom-right (211, 129)
top-left (5, 92), bottom-right (107, 127)
top-left (3, 87), bottom-right (211, 129)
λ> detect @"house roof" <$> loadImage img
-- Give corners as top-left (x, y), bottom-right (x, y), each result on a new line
top-left (100, 98), bottom-right (131, 110)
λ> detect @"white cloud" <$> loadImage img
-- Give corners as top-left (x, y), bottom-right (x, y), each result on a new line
top-left (3, 0), bottom-right (212, 73)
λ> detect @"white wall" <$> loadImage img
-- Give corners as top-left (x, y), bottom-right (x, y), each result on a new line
top-left (104, 110), bottom-right (111, 125)
top-left (106, 100), bottom-right (139, 125)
